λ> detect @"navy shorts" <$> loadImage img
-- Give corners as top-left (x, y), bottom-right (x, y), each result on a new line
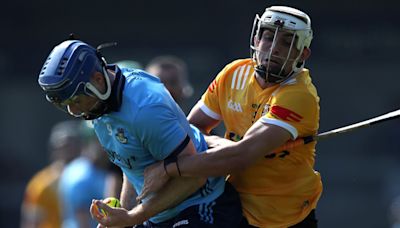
top-left (143, 182), bottom-right (243, 228)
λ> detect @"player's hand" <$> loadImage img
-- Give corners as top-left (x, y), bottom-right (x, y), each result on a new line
top-left (137, 161), bottom-right (169, 202)
top-left (90, 199), bottom-right (130, 228)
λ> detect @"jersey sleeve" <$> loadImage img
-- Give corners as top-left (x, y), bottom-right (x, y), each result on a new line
top-left (199, 76), bottom-right (223, 120)
top-left (260, 89), bottom-right (319, 139)
top-left (134, 103), bottom-right (187, 160)
top-left (199, 60), bottom-right (240, 120)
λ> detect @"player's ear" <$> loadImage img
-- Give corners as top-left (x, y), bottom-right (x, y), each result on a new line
top-left (300, 47), bottom-right (311, 62)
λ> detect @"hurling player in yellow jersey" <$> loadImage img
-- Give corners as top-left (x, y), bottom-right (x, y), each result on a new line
top-left (140, 5), bottom-right (322, 228)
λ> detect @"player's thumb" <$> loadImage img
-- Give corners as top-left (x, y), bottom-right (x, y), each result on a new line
top-left (94, 200), bottom-right (111, 216)
top-left (102, 197), bottom-right (112, 204)
top-left (95, 200), bottom-right (110, 212)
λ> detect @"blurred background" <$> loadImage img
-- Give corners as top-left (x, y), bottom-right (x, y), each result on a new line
top-left (2, 0), bottom-right (400, 227)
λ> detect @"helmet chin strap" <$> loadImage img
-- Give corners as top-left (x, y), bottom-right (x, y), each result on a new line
top-left (82, 101), bottom-right (108, 120)
top-left (67, 100), bottom-right (108, 120)
top-left (82, 107), bottom-right (106, 120)
top-left (67, 105), bottom-right (85, 118)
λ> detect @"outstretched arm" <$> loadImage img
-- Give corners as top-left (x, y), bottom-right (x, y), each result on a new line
top-left (163, 121), bottom-right (290, 179)
top-left (138, 119), bottom-right (291, 200)
top-left (184, 104), bottom-right (292, 175)
top-left (174, 120), bottom-right (291, 176)
top-left (187, 102), bottom-right (220, 135)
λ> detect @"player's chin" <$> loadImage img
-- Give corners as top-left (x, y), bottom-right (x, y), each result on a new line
top-left (266, 65), bottom-right (284, 75)
top-left (88, 103), bottom-right (107, 116)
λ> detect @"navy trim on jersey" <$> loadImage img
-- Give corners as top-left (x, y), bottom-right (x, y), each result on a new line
top-left (169, 134), bottom-right (190, 158)
top-left (105, 65), bottom-right (125, 113)
top-left (164, 135), bottom-right (190, 172)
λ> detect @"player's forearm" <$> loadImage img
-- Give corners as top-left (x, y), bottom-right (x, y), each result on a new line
top-left (166, 123), bottom-right (291, 177)
top-left (93, 175), bottom-right (206, 227)
top-left (167, 143), bottom-right (251, 177)
top-left (120, 174), bottom-right (137, 210)
top-left (128, 177), bottom-right (206, 224)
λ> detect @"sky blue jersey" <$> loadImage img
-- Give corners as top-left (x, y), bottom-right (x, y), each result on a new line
top-left (92, 66), bottom-right (225, 223)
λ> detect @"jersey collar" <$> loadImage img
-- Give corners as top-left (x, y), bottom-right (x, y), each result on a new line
top-left (105, 64), bottom-right (125, 113)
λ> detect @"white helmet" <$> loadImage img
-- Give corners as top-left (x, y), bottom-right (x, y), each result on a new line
top-left (250, 6), bottom-right (313, 83)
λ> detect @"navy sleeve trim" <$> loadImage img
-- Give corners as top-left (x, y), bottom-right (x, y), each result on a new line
top-left (164, 134), bottom-right (190, 165)
top-left (170, 134), bottom-right (190, 158)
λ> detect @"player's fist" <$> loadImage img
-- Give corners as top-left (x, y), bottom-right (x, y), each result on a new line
top-left (90, 197), bottom-right (120, 219)
top-left (90, 198), bottom-right (132, 227)
top-left (100, 197), bottom-right (121, 216)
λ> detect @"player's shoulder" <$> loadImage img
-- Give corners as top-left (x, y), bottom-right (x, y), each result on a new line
top-left (275, 69), bottom-right (318, 99)
top-left (226, 58), bottom-right (253, 67)
top-left (280, 69), bottom-right (313, 90)
top-left (121, 70), bottom-right (165, 106)
top-left (123, 69), bottom-right (160, 88)
top-left (215, 58), bottom-right (253, 86)
top-left (223, 58), bottom-right (253, 75)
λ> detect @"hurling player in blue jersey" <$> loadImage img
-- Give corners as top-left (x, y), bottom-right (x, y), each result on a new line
top-left (37, 38), bottom-right (242, 228)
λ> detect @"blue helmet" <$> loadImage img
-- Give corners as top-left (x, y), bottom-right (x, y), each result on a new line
top-left (38, 40), bottom-right (112, 110)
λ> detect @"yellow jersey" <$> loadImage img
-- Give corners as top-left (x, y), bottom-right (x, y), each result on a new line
top-left (200, 59), bottom-right (322, 228)
top-left (22, 164), bottom-right (62, 228)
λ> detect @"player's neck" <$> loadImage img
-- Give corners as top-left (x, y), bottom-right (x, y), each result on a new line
top-left (254, 74), bottom-right (277, 89)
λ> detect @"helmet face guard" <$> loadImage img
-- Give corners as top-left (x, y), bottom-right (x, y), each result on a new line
top-left (38, 40), bottom-right (113, 119)
top-left (250, 6), bottom-right (313, 83)
top-left (47, 85), bottom-right (107, 120)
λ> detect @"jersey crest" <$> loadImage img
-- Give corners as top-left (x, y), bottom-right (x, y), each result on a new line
top-left (116, 128), bottom-right (128, 144)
